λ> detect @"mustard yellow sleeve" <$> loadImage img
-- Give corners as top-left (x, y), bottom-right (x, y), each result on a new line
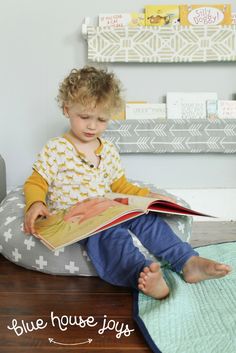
top-left (111, 174), bottom-right (150, 196)
top-left (23, 170), bottom-right (48, 213)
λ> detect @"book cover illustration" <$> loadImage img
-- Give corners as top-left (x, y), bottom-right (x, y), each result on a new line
top-left (180, 4), bottom-right (232, 26)
top-left (35, 194), bottom-right (212, 251)
top-left (111, 109), bottom-right (125, 120)
top-left (145, 5), bottom-right (179, 26)
top-left (167, 92), bottom-right (218, 119)
top-left (206, 100), bottom-right (218, 119)
top-left (129, 13), bottom-right (145, 27)
top-left (126, 103), bottom-right (167, 120)
top-left (207, 100), bottom-right (236, 119)
top-left (98, 13), bottom-right (145, 27)
top-left (218, 100), bottom-right (236, 119)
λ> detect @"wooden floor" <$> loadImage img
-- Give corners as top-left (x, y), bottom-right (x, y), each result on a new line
top-left (0, 222), bottom-right (235, 353)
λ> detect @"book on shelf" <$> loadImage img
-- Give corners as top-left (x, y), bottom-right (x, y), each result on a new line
top-left (128, 12), bottom-right (145, 27)
top-left (180, 4), bottom-right (232, 26)
top-left (207, 100), bottom-right (236, 119)
top-left (98, 13), bottom-right (145, 27)
top-left (111, 109), bottom-right (125, 120)
top-left (34, 193), bottom-right (213, 251)
top-left (218, 100), bottom-right (236, 119)
top-left (232, 13), bottom-right (236, 24)
top-left (145, 5), bottom-right (180, 26)
top-left (126, 103), bottom-right (167, 120)
top-left (206, 100), bottom-right (218, 119)
top-left (167, 92), bottom-right (218, 120)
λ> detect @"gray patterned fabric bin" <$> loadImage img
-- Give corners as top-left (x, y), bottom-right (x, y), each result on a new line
top-left (0, 183), bottom-right (192, 276)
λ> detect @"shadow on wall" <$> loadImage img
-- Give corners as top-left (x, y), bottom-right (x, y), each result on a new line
top-left (0, 155), bottom-right (6, 202)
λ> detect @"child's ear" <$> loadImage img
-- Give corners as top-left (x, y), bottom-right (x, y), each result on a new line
top-left (63, 105), bottom-right (69, 118)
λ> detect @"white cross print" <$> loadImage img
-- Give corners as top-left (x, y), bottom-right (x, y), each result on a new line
top-left (3, 229), bottom-right (13, 242)
top-left (12, 248), bottom-right (22, 262)
top-left (20, 222), bottom-right (24, 232)
top-left (65, 261), bottom-right (79, 274)
top-left (17, 203), bottom-right (25, 209)
top-left (54, 247), bottom-right (65, 256)
top-left (24, 236), bottom-right (36, 250)
top-left (35, 256), bottom-right (48, 270)
top-left (4, 216), bottom-right (17, 226)
top-left (6, 197), bottom-right (19, 202)
top-left (178, 221), bottom-right (185, 233)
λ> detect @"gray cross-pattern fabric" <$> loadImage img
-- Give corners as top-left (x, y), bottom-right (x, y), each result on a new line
top-left (103, 119), bottom-right (236, 153)
top-left (0, 184), bottom-right (192, 276)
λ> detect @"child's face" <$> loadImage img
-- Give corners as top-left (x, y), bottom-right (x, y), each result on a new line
top-left (64, 102), bottom-right (110, 143)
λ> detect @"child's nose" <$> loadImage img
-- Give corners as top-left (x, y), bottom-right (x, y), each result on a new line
top-left (88, 120), bottom-right (97, 129)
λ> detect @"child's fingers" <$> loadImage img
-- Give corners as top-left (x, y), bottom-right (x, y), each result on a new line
top-left (23, 221), bottom-right (30, 234)
top-left (42, 208), bottom-right (51, 217)
top-left (28, 213), bottom-right (40, 235)
top-left (28, 220), bottom-right (36, 235)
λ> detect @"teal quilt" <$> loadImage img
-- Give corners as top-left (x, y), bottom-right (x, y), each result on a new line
top-left (134, 242), bottom-right (236, 353)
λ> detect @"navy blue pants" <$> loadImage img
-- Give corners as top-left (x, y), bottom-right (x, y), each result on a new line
top-left (80, 213), bottom-right (198, 289)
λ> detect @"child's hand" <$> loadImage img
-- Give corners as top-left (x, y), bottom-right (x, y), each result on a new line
top-left (148, 192), bottom-right (176, 204)
top-left (24, 201), bottom-right (51, 236)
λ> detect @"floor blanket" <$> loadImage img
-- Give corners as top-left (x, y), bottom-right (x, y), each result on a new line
top-left (133, 242), bottom-right (236, 353)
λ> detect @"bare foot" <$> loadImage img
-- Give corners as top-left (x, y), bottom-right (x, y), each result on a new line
top-left (183, 256), bottom-right (232, 284)
top-left (138, 263), bottom-right (169, 299)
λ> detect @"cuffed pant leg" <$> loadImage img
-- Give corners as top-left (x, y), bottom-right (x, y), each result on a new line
top-left (125, 213), bottom-right (199, 273)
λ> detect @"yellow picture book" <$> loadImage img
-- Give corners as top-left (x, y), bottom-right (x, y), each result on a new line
top-left (112, 102), bottom-right (147, 120)
top-left (145, 5), bottom-right (179, 26)
top-left (129, 13), bottom-right (145, 27)
top-left (180, 4), bottom-right (232, 26)
top-left (34, 193), bottom-right (212, 251)
top-left (111, 109), bottom-right (125, 120)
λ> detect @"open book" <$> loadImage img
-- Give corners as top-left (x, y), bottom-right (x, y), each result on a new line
top-left (34, 193), bottom-right (213, 251)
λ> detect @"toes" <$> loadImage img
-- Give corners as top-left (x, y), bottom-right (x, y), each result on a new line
top-left (150, 262), bottom-right (160, 272)
top-left (215, 264), bottom-right (232, 273)
top-left (140, 272), bottom-right (146, 279)
top-left (138, 284), bottom-right (145, 292)
top-left (138, 278), bottom-right (145, 285)
top-left (143, 266), bottom-right (150, 274)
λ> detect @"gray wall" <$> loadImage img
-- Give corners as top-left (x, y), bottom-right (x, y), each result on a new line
top-left (0, 0), bottom-right (235, 190)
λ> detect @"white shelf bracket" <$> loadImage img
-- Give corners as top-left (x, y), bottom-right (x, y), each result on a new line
top-left (82, 17), bottom-right (91, 39)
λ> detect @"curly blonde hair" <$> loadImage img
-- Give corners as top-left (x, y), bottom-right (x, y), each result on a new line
top-left (57, 66), bottom-right (124, 115)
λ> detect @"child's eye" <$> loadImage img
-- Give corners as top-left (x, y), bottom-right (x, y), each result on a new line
top-left (79, 115), bottom-right (89, 119)
top-left (98, 118), bottom-right (108, 122)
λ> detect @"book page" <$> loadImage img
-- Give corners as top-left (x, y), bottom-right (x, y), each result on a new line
top-left (107, 193), bottom-right (213, 217)
top-left (35, 198), bottom-right (143, 250)
top-left (106, 193), bottom-right (156, 209)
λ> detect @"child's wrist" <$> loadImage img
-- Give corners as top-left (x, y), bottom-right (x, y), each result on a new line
top-left (27, 201), bottom-right (45, 212)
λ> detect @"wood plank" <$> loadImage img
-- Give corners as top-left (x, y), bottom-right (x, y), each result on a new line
top-left (0, 292), bottom-right (133, 316)
top-left (0, 260), bottom-right (129, 294)
top-left (0, 316), bottom-right (148, 348)
top-left (191, 221), bottom-right (236, 247)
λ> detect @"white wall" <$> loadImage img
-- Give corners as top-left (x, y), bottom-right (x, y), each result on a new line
top-left (0, 0), bottom-right (236, 219)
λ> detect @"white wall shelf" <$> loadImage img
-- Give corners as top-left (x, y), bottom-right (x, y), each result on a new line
top-left (84, 22), bottom-right (236, 63)
top-left (102, 119), bottom-right (236, 153)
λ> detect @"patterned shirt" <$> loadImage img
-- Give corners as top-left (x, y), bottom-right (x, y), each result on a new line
top-left (33, 136), bottom-right (124, 210)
